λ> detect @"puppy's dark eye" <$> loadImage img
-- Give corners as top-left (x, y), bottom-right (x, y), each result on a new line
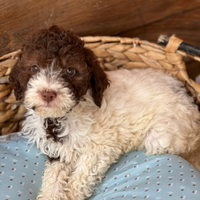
top-left (31, 65), bottom-right (39, 73)
top-left (66, 68), bottom-right (75, 76)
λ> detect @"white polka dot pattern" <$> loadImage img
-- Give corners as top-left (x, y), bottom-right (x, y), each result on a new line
top-left (1, 138), bottom-right (200, 200)
top-left (90, 151), bottom-right (200, 200)
top-left (0, 138), bottom-right (46, 200)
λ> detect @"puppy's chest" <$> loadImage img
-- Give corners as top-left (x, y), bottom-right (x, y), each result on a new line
top-left (43, 118), bottom-right (65, 142)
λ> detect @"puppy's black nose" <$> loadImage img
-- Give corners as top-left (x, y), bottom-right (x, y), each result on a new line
top-left (41, 90), bottom-right (57, 103)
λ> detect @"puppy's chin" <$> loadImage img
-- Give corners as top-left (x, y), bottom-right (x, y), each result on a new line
top-left (34, 106), bottom-right (69, 118)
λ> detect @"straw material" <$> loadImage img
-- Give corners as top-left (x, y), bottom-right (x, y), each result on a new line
top-left (0, 36), bottom-right (199, 135)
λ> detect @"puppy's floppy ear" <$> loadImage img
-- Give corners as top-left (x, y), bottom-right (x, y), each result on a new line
top-left (9, 54), bottom-right (24, 101)
top-left (84, 48), bottom-right (109, 107)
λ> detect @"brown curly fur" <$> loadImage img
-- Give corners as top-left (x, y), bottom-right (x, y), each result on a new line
top-left (9, 25), bottom-right (109, 107)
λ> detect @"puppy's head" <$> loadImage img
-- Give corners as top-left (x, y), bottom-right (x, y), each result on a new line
top-left (9, 25), bottom-right (109, 118)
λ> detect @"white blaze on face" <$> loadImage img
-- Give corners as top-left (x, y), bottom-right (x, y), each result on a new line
top-left (24, 61), bottom-right (77, 118)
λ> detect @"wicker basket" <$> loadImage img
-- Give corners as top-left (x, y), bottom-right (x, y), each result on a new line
top-left (0, 35), bottom-right (200, 136)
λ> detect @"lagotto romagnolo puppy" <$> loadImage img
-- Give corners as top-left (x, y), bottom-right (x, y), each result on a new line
top-left (9, 25), bottom-right (200, 200)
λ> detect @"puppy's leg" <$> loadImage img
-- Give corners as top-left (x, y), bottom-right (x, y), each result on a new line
top-left (67, 147), bottom-right (121, 200)
top-left (142, 127), bottom-right (200, 171)
top-left (141, 128), bottom-right (184, 155)
top-left (37, 160), bottom-right (72, 200)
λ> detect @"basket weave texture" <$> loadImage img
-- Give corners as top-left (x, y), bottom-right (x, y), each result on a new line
top-left (0, 36), bottom-right (200, 135)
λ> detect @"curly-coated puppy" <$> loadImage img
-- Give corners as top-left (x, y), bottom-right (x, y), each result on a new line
top-left (9, 25), bottom-right (200, 200)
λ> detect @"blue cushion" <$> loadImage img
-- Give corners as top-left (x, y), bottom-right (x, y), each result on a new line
top-left (89, 151), bottom-right (200, 200)
top-left (1, 137), bottom-right (200, 200)
top-left (0, 137), bottom-right (46, 200)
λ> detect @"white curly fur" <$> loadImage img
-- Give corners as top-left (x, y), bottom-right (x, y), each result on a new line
top-left (22, 68), bottom-right (200, 200)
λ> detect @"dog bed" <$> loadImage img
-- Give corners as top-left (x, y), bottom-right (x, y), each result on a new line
top-left (1, 35), bottom-right (200, 199)
top-left (0, 136), bottom-right (200, 200)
